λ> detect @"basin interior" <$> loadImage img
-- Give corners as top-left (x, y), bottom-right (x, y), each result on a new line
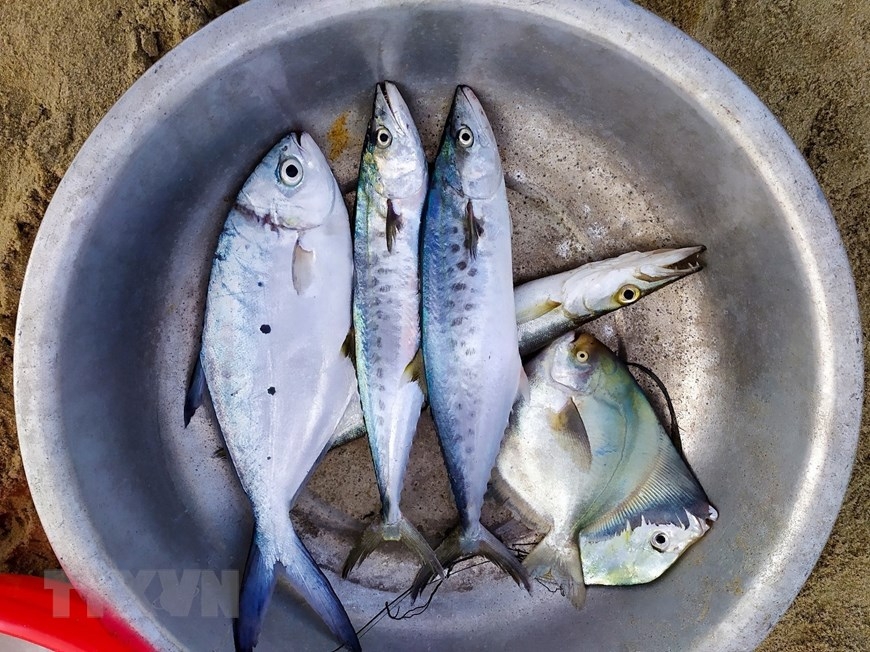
top-left (41, 4), bottom-right (835, 651)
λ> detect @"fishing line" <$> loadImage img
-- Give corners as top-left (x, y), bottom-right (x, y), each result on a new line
top-left (329, 555), bottom-right (492, 651)
top-left (626, 361), bottom-right (683, 456)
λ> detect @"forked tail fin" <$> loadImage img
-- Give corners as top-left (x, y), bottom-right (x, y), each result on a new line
top-left (522, 534), bottom-right (586, 608)
top-left (342, 515), bottom-right (444, 580)
top-left (234, 523), bottom-right (360, 652)
top-left (409, 524), bottom-right (531, 602)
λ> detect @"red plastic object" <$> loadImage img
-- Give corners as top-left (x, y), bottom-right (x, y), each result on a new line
top-left (0, 574), bottom-right (154, 652)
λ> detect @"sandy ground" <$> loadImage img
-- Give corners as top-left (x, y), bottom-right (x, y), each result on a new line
top-left (0, 0), bottom-right (867, 649)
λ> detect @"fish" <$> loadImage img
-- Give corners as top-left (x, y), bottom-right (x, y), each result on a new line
top-left (491, 332), bottom-right (717, 607)
top-left (412, 85), bottom-right (531, 599)
top-left (514, 246), bottom-right (705, 356)
top-left (325, 246), bottom-right (705, 450)
top-left (187, 133), bottom-right (360, 652)
top-left (342, 82), bottom-right (442, 579)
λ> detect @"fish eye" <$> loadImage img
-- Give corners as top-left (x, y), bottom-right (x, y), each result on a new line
top-left (278, 157), bottom-right (303, 187)
top-left (650, 531), bottom-right (669, 552)
top-left (616, 284), bottom-right (641, 305)
top-left (375, 126), bottom-right (393, 148)
top-left (457, 126), bottom-right (474, 148)
top-left (576, 350), bottom-right (589, 362)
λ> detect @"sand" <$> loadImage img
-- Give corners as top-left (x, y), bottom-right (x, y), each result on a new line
top-left (0, 1), bottom-right (867, 649)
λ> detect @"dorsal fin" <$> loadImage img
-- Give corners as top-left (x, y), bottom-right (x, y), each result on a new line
top-left (386, 198), bottom-right (403, 253)
top-left (464, 200), bottom-right (483, 258)
top-left (582, 437), bottom-right (715, 541)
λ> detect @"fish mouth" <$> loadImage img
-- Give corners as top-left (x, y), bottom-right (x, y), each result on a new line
top-left (378, 81), bottom-right (396, 118)
top-left (634, 245), bottom-right (706, 283)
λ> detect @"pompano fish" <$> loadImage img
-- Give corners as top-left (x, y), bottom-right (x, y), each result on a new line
top-left (187, 134), bottom-right (360, 652)
top-left (515, 246), bottom-right (705, 356)
top-left (326, 246), bottom-right (705, 450)
top-left (413, 86), bottom-right (531, 598)
top-left (342, 82), bottom-right (441, 578)
top-left (492, 332), bottom-right (717, 607)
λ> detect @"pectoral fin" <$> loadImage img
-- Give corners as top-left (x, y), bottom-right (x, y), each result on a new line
top-left (386, 198), bottom-right (403, 254)
top-left (464, 200), bottom-right (483, 258)
top-left (549, 400), bottom-right (592, 470)
top-left (292, 237), bottom-right (315, 295)
top-left (516, 298), bottom-right (562, 324)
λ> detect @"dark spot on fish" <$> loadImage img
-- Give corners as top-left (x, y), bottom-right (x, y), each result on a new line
top-left (260, 324), bottom-right (271, 334)
top-left (377, 367), bottom-right (384, 379)
top-left (376, 337), bottom-right (382, 347)
top-left (464, 303), bottom-right (474, 311)
top-left (380, 285), bottom-right (391, 293)
top-left (379, 400), bottom-right (385, 410)
top-left (452, 283), bottom-right (466, 291)
top-left (465, 348), bottom-right (476, 356)
top-left (451, 317), bottom-right (463, 326)
top-left (267, 456), bottom-right (272, 460)
top-left (457, 261), bottom-right (467, 270)
top-left (267, 387), bottom-right (276, 395)
top-left (376, 310), bottom-right (384, 319)
top-left (447, 300), bottom-right (455, 309)
top-left (451, 244), bottom-right (460, 253)
top-left (468, 268), bottom-right (478, 277)
top-left (257, 281), bottom-right (264, 287)
top-left (452, 226), bottom-right (459, 234)
top-left (214, 251), bottom-right (226, 261)
top-left (465, 444), bottom-right (473, 454)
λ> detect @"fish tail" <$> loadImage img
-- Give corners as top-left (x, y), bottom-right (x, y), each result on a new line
top-left (409, 525), bottom-right (530, 602)
top-left (342, 515), bottom-right (443, 580)
top-left (478, 525), bottom-right (532, 594)
top-left (184, 353), bottom-right (207, 427)
top-left (280, 526), bottom-right (360, 652)
top-left (523, 534), bottom-right (586, 608)
top-left (234, 533), bottom-right (276, 652)
top-left (235, 524), bottom-right (361, 652)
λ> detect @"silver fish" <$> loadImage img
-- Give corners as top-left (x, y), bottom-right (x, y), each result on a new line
top-left (515, 246), bottom-right (705, 356)
top-left (492, 332), bottom-right (717, 607)
top-left (327, 246), bottom-right (705, 450)
top-left (413, 86), bottom-right (530, 598)
top-left (190, 134), bottom-right (359, 652)
top-left (343, 82), bottom-right (441, 578)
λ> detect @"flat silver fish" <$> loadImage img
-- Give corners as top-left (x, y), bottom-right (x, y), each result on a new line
top-left (327, 246), bottom-right (705, 450)
top-left (189, 133), bottom-right (359, 652)
top-left (413, 86), bottom-right (530, 598)
top-left (343, 82), bottom-right (441, 579)
top-left (492, 332), bottom-right (717, 607)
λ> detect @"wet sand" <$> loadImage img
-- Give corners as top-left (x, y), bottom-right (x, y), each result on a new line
top-left (0, 1), bottom-right (867, 649)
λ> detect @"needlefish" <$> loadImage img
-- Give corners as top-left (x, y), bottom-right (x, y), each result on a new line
top-left (491, 332), bottom-right (718, 607)
top-left (412, 85), bottom-right (531, 598)
top-left (185, 134), bottom-right (360, 652)
top-left (342, 82), bottom-right (442, 579)
top-left (328, 246), bottom-right (705, 450)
